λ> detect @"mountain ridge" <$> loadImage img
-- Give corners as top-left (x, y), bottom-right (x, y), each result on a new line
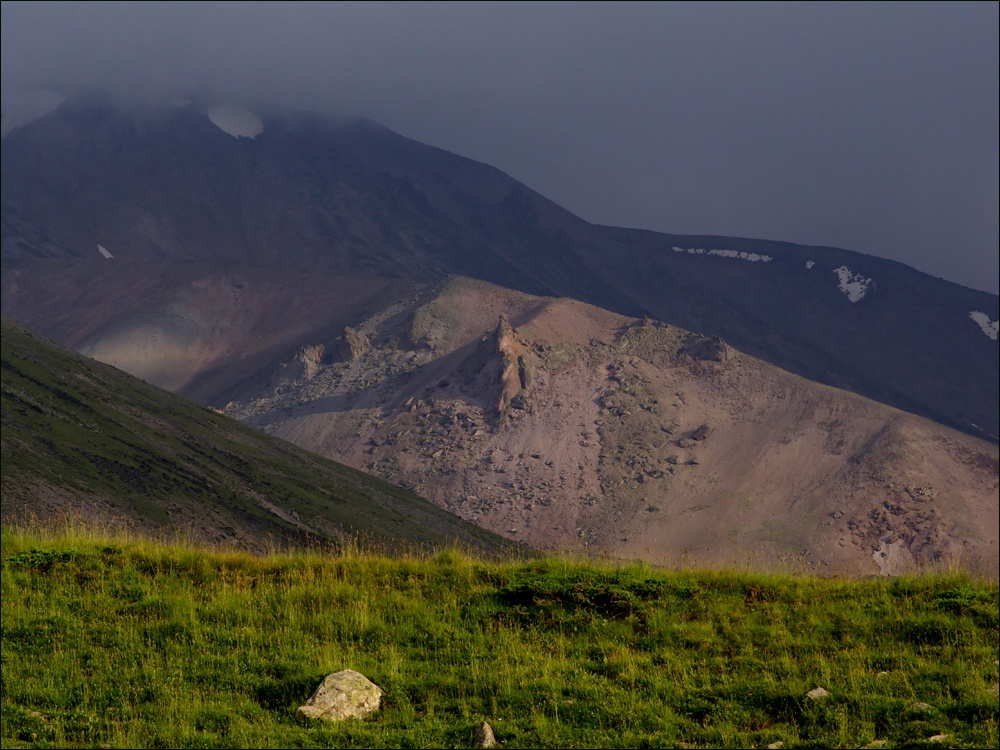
top-left (3, 92), bottom-right (995, 440)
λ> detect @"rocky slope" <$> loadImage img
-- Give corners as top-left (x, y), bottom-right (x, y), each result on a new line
top-left (213, 276), bottom-right (999, 576)
top-left (2, 92), bottom-right (997, 439)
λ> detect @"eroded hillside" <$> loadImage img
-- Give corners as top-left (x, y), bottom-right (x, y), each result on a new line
top-left (220, 277), bottom-right (1000, 575)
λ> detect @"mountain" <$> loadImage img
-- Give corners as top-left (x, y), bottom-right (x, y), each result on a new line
top-left (2, 92), bottom-right (997, 441)
top-left (0, 318), bottom-right (519, 556)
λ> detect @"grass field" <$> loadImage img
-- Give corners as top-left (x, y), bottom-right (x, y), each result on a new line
top-left (1, 524), bottom-right (997, 748)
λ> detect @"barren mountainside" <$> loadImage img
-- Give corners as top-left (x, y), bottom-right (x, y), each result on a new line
top-left (210, 276), bottom-right (999, 576)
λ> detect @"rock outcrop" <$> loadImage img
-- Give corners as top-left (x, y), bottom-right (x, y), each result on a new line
top-left (495, 314), bottom-right (531, 414)
top-left (296, 344), bottom-right (325, 380)
top-left (339, 326), bottom-right (368, 361)
top-left (679, 334), bottom-right (730, 362)
top-left (269, 344), bottom-right (325, 393)
top-left (297, 669), bottom-right (382, 722)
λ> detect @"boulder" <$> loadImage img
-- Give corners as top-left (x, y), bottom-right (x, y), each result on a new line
top-left (692, 424), bottom-right (712, 441)
top-left (297, 669), bottom-right (382, 722)
top-left (473, 721), bottom-right (497, 748)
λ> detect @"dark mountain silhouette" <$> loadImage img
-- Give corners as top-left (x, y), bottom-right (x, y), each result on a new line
top-left (2, 92), bottom-right (997, 440)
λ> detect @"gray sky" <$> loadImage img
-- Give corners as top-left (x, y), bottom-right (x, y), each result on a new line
top-left (3, 1), bottom-right (997, 294)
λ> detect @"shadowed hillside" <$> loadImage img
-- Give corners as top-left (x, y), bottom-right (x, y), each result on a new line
top-left (0, 318), bottom-right (520, 556)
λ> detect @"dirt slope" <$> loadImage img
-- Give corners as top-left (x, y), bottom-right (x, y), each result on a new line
top-left (219, 277), bottom-right (999, 576)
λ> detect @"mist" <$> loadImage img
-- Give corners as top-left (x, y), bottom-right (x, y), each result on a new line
top-left (2, 1), bottom-right (996, 293)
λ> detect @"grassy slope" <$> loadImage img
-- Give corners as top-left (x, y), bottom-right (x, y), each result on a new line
top-left (0, 318), bottom-right (517, 556)
top-left (1, 528), bottom-right (997, 749)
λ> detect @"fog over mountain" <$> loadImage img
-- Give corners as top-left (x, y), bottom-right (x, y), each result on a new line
top-left (2, 2), bottom-right (997, 294)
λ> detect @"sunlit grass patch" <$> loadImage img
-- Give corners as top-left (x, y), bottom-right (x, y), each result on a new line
top-left (2, 527), bottom-right (997, 748)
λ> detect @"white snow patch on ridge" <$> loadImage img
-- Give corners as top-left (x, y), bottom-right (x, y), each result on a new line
top-left (1, 88), bottom-right (65, 137)
top-left (206, 105), bottom-right (263, 139)
top-left (969, 312), bottom-right (999, 340)
top-left (672, 246), bottom-right (772, 263)
top-left (805, 260), bottom-right (815, 269)
top-left (97, 244), bottom-right (114, 259)
top-left (834, 266), bottom-right (873, 303)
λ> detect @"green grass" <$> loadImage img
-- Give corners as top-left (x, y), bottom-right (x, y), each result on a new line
top-left (1, 525), bottom-right (997, 749)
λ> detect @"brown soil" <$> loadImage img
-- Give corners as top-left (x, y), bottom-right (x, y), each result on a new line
top-left (220, 277), bottom-right (999, 576)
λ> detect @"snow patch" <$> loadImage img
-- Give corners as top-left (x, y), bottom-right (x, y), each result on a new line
top-left (969, 311), bottom-right (999, 340)
top-left (97, 244), bottom-right (114, 259)
top-left (206, 104), bottom-right (263, 139)
top-left (1, 88), bottom-right (65, 137)
top-left (833, 266), bottom-right (874, 303)
top-left (172, 98), bottom-right (192, 108)
top-left (805, 260), bottom-right (815, 269)
top-left (968, 422), bottom-right (1000, 441)
top-left (672, 246), bottom-right (772, 263)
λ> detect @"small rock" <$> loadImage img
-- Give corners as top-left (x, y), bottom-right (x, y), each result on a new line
top-left (805, 686), bottom-right (830, 701)
top-left (861, 741), bottom-right (887, 749)
top-left (297, 669), bottom-right (382, 722)
top-left (473, 721), bottom-right (496, 748)
top-left (910, 702), bottom-right (933, 711)
top-left (692, 423), bottom-right (712, 440)
top-left (766, 742), bottom-right (785, 749)
top-left (928, 734), bottom-right (950, 744)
